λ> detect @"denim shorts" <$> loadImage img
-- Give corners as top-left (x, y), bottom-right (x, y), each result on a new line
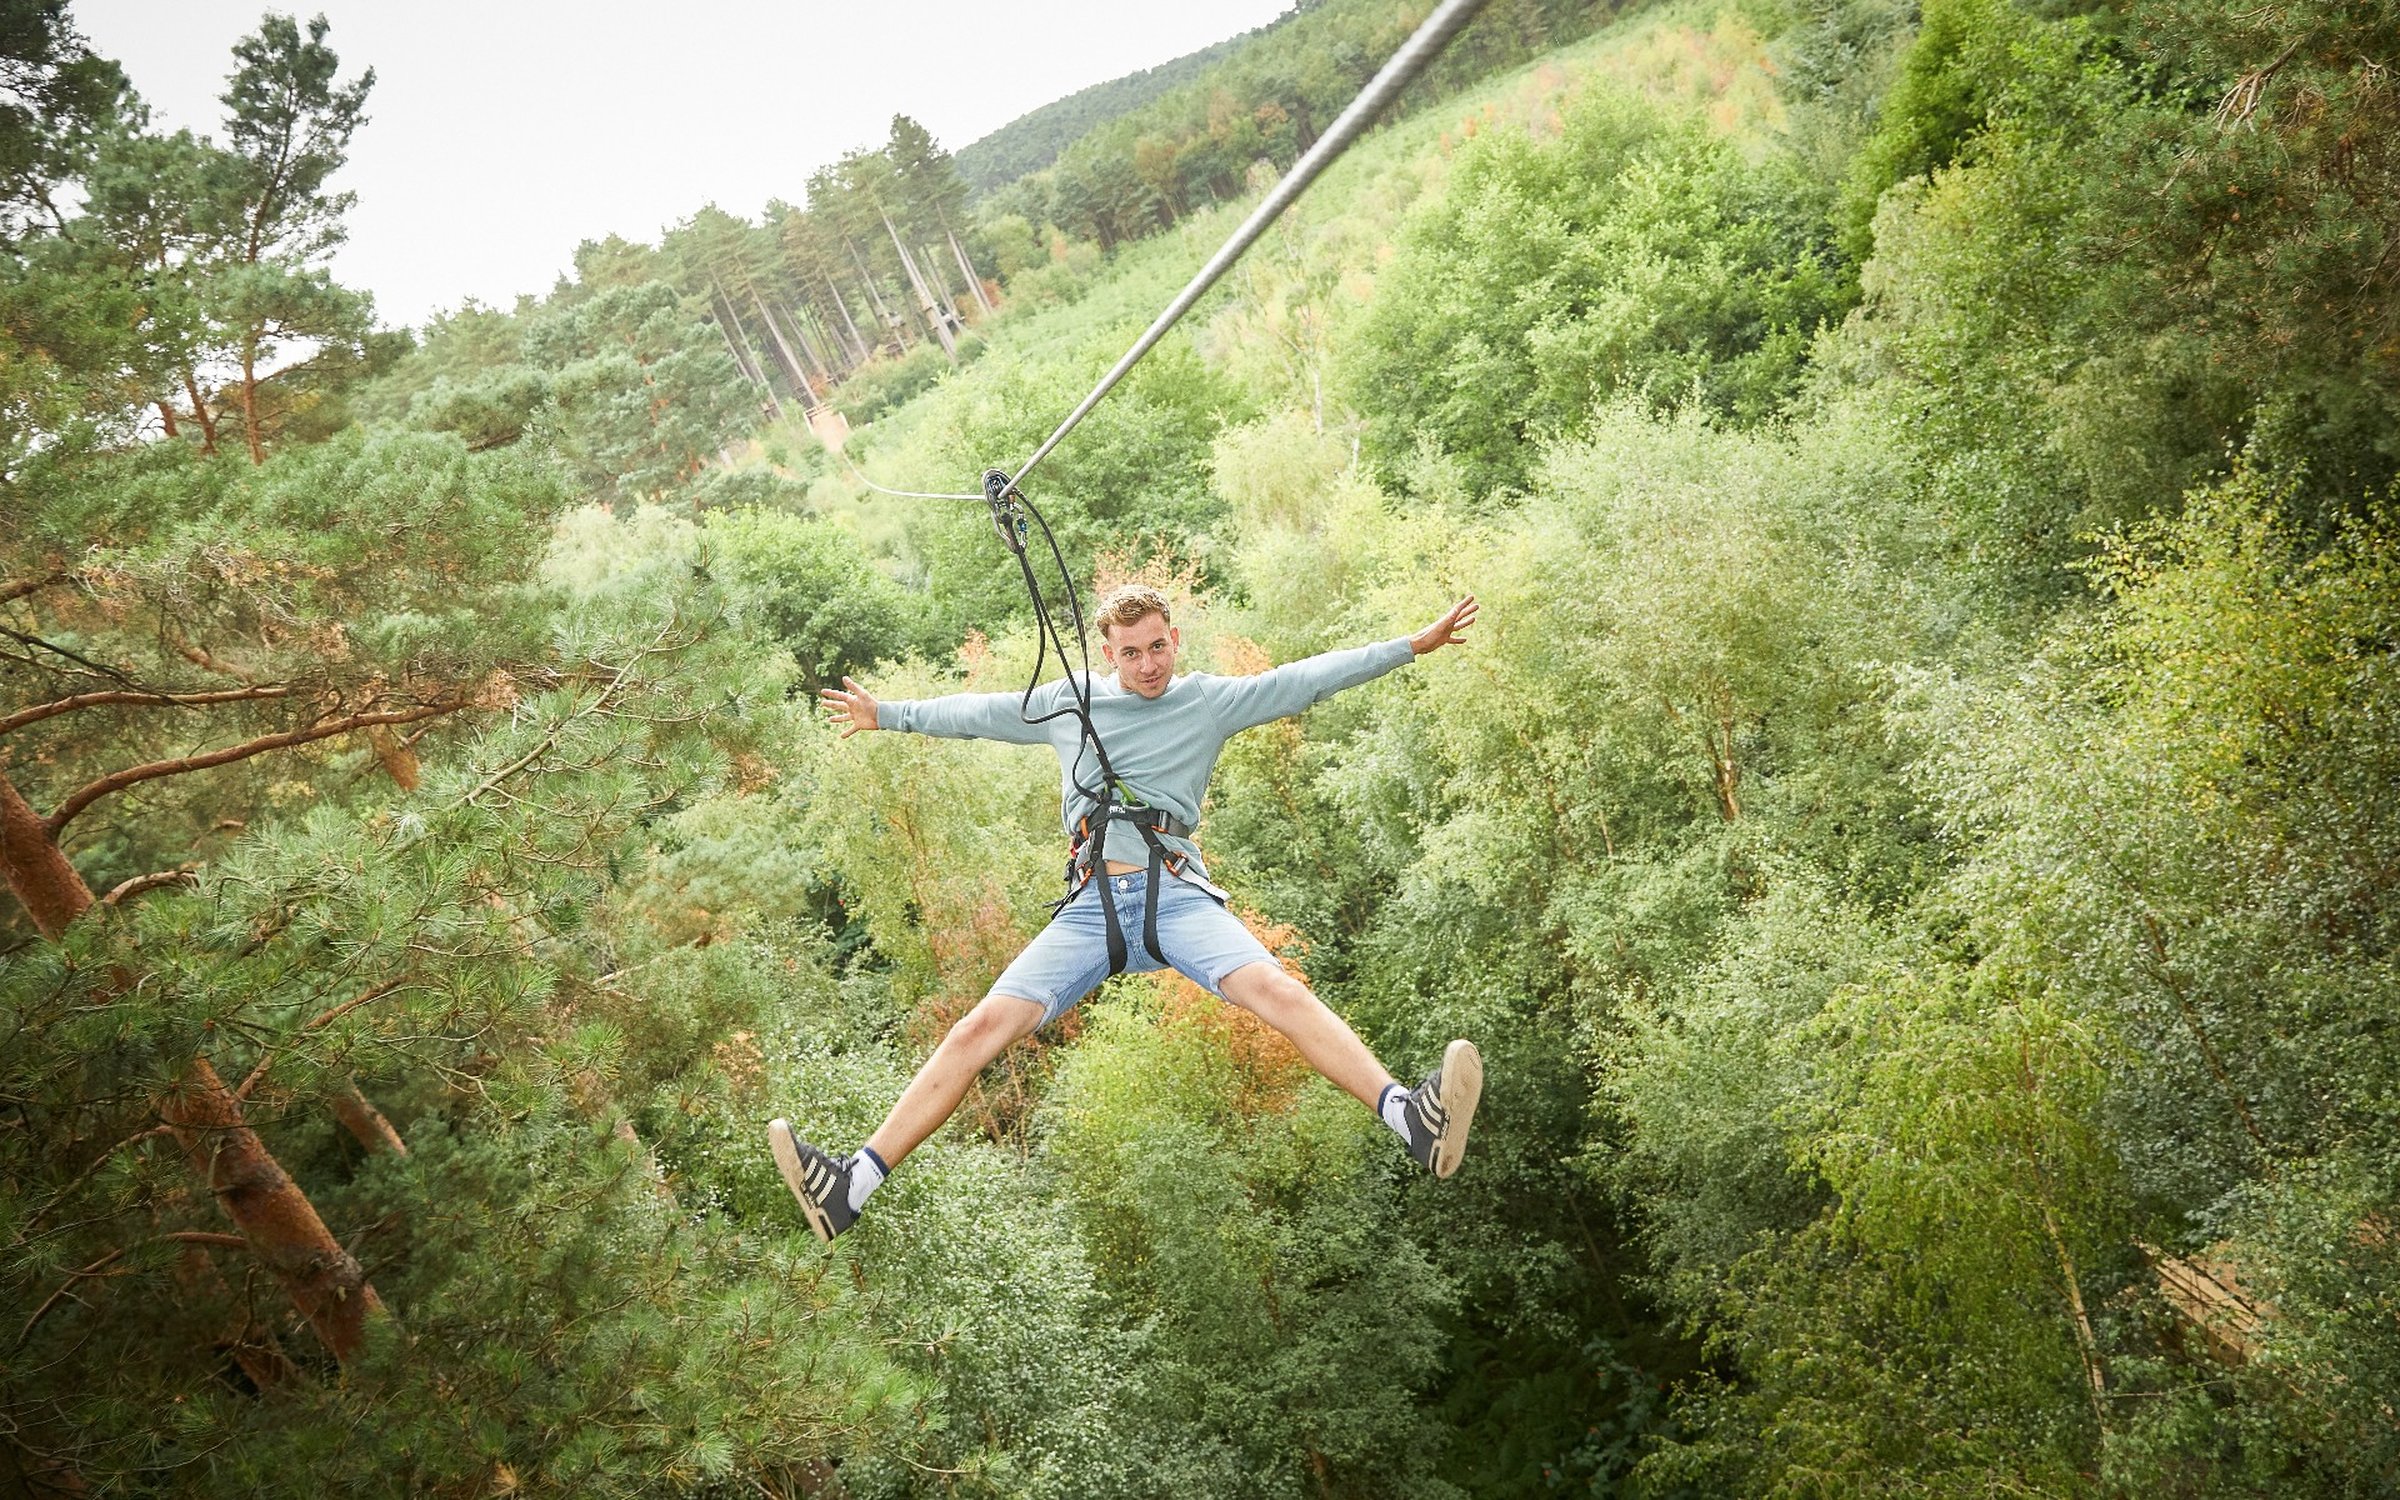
top-left (990, 868), bottom-right (1278, 1026)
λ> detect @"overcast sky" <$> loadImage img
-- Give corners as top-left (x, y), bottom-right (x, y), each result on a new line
top-left (79, 1), bottom-right (1294, 329)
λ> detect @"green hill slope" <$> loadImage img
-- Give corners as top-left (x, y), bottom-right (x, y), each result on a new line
top-left (954, 28), bottom-right (1266, 198)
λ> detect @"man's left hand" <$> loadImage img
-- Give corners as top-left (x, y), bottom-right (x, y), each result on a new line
top-left (1411, 595), bottom-right (1478, 655)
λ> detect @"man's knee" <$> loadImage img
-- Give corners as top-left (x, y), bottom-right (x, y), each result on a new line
top-left (949, 993), bottom-right (1043, 1055)
top-left (1223, 961), bottom-right (1313, 1019)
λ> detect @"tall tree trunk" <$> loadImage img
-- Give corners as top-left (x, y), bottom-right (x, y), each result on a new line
top-left (822, 306), bottom-right (859, 378)
top-left (181, 368), bottom-right (219, 454)
top-left (2, 766), bottom-right (391, 1367)
top-left (709, 287), bottom-right (784, 420)
top-left (770, 298), bottom-right (829, 394)
top-left (881, 211), bottom-right (954, 361)
top-left (162, 1056), bottom-right (387, 1364)
top-left (823, 273), bottom-right (870, 365)
top-left (238, 335), bottom-right (265, 465)
top-left (707, 290), bottom-right (765, 386)
top-left (0, 768), bottom-right (94, 940)
top-left (174, 1237), bottom-right (296, 1391)
top-left (747, 287), bottom-right (810, 393)
top-left (156, 401), bottom-right (181, 438)
top-left (795, 312), bottom-right (832, 392)
top-left (947, 225), bottom-right (996, 315)
top-left (845, 240), bottom-right (904, 352)
top-left (707, 300), bottom-right (760, 387)
top-left (921, 244), bottom-right (965, 327)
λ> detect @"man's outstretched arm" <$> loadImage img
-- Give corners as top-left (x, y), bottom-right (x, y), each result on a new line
top-left (819, 676), bottom-right (1060, 744)
top-left (1208, 595), bottom-right (1478, 733)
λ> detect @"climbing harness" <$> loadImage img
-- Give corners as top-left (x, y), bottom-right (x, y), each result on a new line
top-left (858, 0), bottom-right (1494, 973)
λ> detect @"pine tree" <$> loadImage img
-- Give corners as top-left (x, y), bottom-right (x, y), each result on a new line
top-left (210, 13), bottom-right (374, 463)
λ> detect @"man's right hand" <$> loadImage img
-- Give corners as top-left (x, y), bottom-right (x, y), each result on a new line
top-left (820, 676), bottom-right (881, 739)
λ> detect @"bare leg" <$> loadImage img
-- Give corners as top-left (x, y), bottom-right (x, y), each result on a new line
top-left (864, 992), bottom-right (1046, 1169)
top-left (1217, 961), bottom-right (1398, 1108)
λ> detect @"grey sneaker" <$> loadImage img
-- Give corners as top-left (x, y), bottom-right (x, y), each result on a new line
top-left (1400, 1039), bottom-right (1483, 1179)
top-left (768, 1119), bottom-right (857, 1242)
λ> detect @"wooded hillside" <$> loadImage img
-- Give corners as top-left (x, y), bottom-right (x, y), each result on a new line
top-left (5, 0), bottom-right (2397, 1496)
top-left (954, 29), bottom-right (1259, 198)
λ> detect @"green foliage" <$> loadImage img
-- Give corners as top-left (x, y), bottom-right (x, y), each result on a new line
top-left (1348, 90), bottom-right (1851, 496)
top-left (1831, 0), bottom-right (2011, 260)
top-left (1020, 0), bottom-right (1620, 251)
top-left (522, 279), bottom-right (752, 505)
top-left (903, 337), bottom-right (1248, 636)
top-left (832, 343), bottom-right (952, 425)
top-left (13, 0), bottom-right (2400, 1491)
top-left (705, 504), bottom-right (938, 691)
top-left (0, 0), bottom-right (127, 238)
top-left (954, 30), bottom-right (1259, 198)
top-left (1039, 990), bottom-right (1459, 1499)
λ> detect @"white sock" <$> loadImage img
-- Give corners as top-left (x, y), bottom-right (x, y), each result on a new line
top-left (848, 1146), bottom-right (888, 1214)
top-left (1377, 1083), bottom-right (1413, 1145)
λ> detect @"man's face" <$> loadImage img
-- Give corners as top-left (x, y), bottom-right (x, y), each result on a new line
top-left (1102, 611), bottom-right (1180, 699)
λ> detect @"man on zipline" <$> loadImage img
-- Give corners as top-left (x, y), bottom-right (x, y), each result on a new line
top-left (770, 584), bottom-right (1485, 1242)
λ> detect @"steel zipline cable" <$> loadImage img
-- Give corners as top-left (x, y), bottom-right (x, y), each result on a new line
top-left (830, 0), bottom-right (1494, 950)
top-left (845, 0), bottom-right (1494, 509)
top-left (1004, 0), bottom-right (1494, 494)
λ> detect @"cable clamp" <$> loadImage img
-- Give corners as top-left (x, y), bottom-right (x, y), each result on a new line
top-left (981, 468), bottom-right (1027, 556)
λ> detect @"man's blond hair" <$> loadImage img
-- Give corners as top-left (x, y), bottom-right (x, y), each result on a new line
top-left (1093, 583), bottom-right (1172, 640)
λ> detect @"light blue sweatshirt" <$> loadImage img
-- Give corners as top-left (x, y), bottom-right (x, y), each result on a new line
top-left (883, 637), bottom-right (1417, 871)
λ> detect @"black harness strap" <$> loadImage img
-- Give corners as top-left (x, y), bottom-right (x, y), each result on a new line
top-left (1064, 799), bottom-right (1194, 975)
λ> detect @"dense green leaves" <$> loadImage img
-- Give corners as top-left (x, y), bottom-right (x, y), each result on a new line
top-left (10, 0), bottom-right (2400, 1493)
top-left (1349, 92), bottom-right (1850, 495)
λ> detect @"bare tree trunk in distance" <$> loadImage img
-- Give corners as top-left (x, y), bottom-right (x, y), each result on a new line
top-left (748, 288), bottom-right (810, 393)
top-left (238, 336), bottom-right (265, 464)
top-left (845, 239), bottom-right (905, 353)
top-left (881, 211), bottom-right (954, 361)
top-left (946, 225), bottom-right (996, 315)
top-left (825, 273), bottom-right (871, 365)
top-left (181, 369), bottom-right (219, 453)
top-left (709, 286), bottom-right (784, 420)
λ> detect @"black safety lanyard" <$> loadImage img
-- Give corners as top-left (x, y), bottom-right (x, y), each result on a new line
top-left (982, 468), bottom-right (1185, 978)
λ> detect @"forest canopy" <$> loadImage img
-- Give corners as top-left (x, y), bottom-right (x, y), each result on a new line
top-left (3, 0), bottom-right (2397, 1496)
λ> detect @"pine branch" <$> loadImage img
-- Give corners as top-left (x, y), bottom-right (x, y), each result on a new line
top-left (449, 619), bottom-right (680, 811)
top-left (0, 684), bottom-right (294, 739)
top-left (43, 699), bottom-right (468, 838)
top-left (15, 1233), bottom-right (255, 1349)
top-left (102, 869), bottom-right (199, 907)
top-left (234, 974), bottom-right (414, 1101)
top-left (0, 624), bottom-right (155, 691)
top-left (162, 627), bottom-right (257, 685)
top-left (16, 1126), bottom-right (173, 1241)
